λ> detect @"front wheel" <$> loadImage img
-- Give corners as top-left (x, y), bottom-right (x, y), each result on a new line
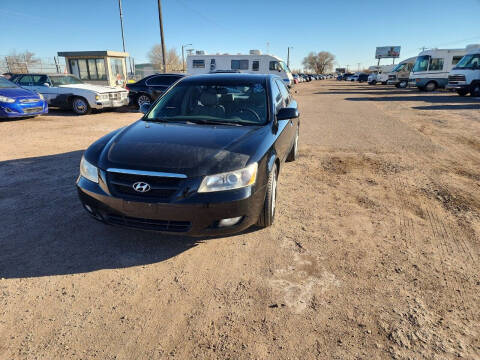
top-left (425, 81), bottom-right (437, 92)
top-left (72, 97), bottom-right (91, 115)
top-left (457, 89), bottom-right (468, 97)
top-left (471, 83), bottom-right (480, 97)
top-left (257, 164), bottom-right (278, 228)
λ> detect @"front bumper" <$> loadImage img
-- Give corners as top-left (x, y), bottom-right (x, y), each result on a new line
top-left (446, 83), bottom-right (469, 91)
top-left (77, 175), bottom-right (266, 236)
top-left (93, 97), bottom-right (129, 109)
top-left (0, 100), bottom-right (48, 118)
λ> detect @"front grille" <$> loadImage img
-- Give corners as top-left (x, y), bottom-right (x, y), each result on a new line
top-left (106, 214), bottom-right (191, 232)
top-left (20, 98), bottom-right (40, 103)
top-left (107, 171), bottom-right (183, 201)
top-left (108, 93), bottom-right (121, 100)
top-left (22, 107), bottom-right (43, 114)
top-left (448, 75), bottom-right (466, 82)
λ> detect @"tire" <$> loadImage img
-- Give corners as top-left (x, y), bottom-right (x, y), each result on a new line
top-left (425, 81), bottom-right (437, 92)
top-left (382, 81), bottom-right (387, 85)
top-left (286, 127), bottom-right (299, 162)
top-left (136, 94), bottom-right (152, 108)
top-left (457, 89), bottom-right (468, 97)
top-left (399, 80), bottom-right (408, 88)
top-left (471, 83), bottom-right (480, 97)
top-left (72, 97), bottom-right (91, 115)
top-left (372, 80), bottom-right (377, 85)
top-left (395, 83), bottom-right (400, 88)
top-left (257, 164), bottom-right (278, 228)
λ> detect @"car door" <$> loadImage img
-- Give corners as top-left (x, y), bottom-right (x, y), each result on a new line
top-left (275, 79), bottom-right (297, 158)
top-left (271, 79), bottom-right (291, 161)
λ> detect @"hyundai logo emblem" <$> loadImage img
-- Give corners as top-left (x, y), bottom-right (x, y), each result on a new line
top-left (132, 182), bottom-right (151, 193)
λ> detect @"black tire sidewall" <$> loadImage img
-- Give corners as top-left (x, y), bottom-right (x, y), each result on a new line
top-left (72, 97), bottom-right (90, 115)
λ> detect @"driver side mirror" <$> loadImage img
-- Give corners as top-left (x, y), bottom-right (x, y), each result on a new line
top-left (140, 102), bottom-right (151, 114)
top-left (43, 83), bottom-right (50, 87)
top-left (276, 107), bottom-right (299, 121)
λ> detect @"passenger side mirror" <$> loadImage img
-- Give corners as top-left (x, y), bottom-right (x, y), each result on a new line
top-left (139, 102), bottom-right (151, 114)
top-left (276, 107), bottom-right (299, 121)
top-left (43, 83), bottom-right (50, 87)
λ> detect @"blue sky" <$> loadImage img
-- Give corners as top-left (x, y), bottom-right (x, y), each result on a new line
top-left (1, 0), bottom-right (480, 71)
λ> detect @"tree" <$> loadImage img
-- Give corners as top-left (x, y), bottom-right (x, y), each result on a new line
top-left (302, 51), bottom-right (335, 74)
top-left (147, 45), bottom-right (182, 72)
top-left (5, 50), bottom-right (39, 73)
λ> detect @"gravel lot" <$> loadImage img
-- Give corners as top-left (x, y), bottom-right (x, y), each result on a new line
top-left (1, 81), bottom-right (479, 359)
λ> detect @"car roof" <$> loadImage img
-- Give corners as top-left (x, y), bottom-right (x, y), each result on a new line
top-left (14, 73), bottom-right (76, 77)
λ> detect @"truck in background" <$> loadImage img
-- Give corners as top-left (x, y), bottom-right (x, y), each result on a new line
top-left (447, 47), bottom-right (480, 97)
top-left (367, 64), bottom-right (395, 85)
top-left (387, 57), bottom-right (416, 88)
top-left (409, 45), bottom-right (480, 91)
top-left (187, 50), bottom-right (293, 85)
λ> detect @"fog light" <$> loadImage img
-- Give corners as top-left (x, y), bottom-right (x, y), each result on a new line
top-left (218, 216), bottom-right (242, 228)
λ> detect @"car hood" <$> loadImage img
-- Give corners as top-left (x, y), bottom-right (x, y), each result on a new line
top-left (59, 83), bottom-right (127, 93)
top-left (97, 120), bottom-right (266, 177)
top-left (0, 86), bottom-right (37, 98)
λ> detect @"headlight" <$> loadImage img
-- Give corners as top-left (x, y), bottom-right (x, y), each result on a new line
top-left (37, 93), bottom-right (44, 100)
top-left (0, 95), bottom-right (15, 103)
top-left (80, 156), bottom-right (99, 183)
top-left (198, 163), bottom-right (257, 193)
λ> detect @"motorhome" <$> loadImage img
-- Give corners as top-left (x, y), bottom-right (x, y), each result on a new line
top-left (409, 45), bottom-right (479, 91)
top-left (187, 50), bottom-right (293, 85)
top-left (387, 57), bottom-right (416, 88)
top-left (447, 47), bottom-right (480, 97)
top-left (367, 64), bottom-right (395, 85)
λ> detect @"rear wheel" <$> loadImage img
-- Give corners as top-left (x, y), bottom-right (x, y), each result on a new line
top-left (425, 81), bottom-right (437, 92)
top-left (457, 89), bottom-right (468, 97)
top-left (399, 80), bottom-right (408, 88)
top-left (257, 164), bottom-right (278, 228)
top-left (72, 97), bottom-right (91, 115)
top-left (136, 94), bottom-right (152, 108)
top-left (471, 83), bottom-right (480, 97)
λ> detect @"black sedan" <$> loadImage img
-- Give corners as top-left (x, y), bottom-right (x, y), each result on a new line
top-left (77, 74), bottom-right (300, 236)
top-left (126, 73), bottom-right (184, 108)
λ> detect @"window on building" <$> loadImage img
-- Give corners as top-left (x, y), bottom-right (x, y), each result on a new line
top-left (192, 60), bottom-right (205, 68)
top-left (96, 59), bottom-right (106, 80)
top-left (252, 61), bottom-right (259, 71)
top-left (110, 58), bottom-right (124, 85)
top-left (78, 59), bottom-right (89, 80)
top-left (429, 58), bottom-right (444, 71)
top-left (231, 60), bottom-right (249, 70)
top-left (269, 61), bottom-right (281, 71)
top-left (69, 58), bottom-right (107, 81)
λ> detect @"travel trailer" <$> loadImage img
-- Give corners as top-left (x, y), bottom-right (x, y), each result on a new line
top-left (409, 45), bottom-right (480, 91)
top-left (187, 50), bottom-right (293, 85)
top-left (447, 47), bottom-right (480, 97)
top-left (367, 64), bottom-right (394, 85)
top-left (387, 57), bottom-right (416, 88)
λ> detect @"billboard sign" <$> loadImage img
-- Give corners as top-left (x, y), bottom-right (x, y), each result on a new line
top-left (335, 67), bottom-right (346, 73)
top-left (375, 46), bottom-right (401, 59)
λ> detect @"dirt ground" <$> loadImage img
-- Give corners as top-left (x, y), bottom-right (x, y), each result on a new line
top-left (0, 81), bottom-right (479, 360)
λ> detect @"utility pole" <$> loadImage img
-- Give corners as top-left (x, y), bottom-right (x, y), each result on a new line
top-left (346, 64), bottom-right (350, 72)
top-left (182, 43), bottom-right (192, 73)
top-left (357, 62), bottom-right (361, 71)
top-left (118, 0), bottom-right (132, 76)
top-left (287, 46), bottom-right (293, 68)
top-left (157, 0), bottom-right (167, 73)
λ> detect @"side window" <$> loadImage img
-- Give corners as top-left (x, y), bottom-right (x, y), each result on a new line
top-left (271, 80), bottom-right (282, 110)
top-left (252, 61), bottom-right (259, 71)
top-left (18, 75), bottom-right (33, 85)
top-left (32, 75), bottom-right (48, 86)
top-left (192, 60), bottom-right (205, 68)
top-left (231, 60), bottom-right (249, 70)
top-left (276, 80), bottom-right (290, 104)
top-left (147, 76), bottom-right (169, 86)
top-left (269, 61), bottom-right (280, 71)
top-left (429, 58), bottom-right (444, 71)
top-left (452, 56), bottom-right (463, 65)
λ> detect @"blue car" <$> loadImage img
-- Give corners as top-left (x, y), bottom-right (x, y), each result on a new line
top-left (0, 76), bottom-right (48, 119)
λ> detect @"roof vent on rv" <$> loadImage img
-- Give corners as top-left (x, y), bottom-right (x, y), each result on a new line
top-left (466, 44), bottom-right (480, 51)
top-left (250, 49), bottom-right (261, 55)
top-left (195, 50), bottom-right (206, 55)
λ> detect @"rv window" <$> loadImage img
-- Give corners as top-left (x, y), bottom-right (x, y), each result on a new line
top-left (452, 56), bottom-right (463, 65)
top-left (231, 60), bottom-right (249, 70)
top-left (269, 61), bottom-right (280, 71)
top-left (192, 60), bottom-right (205, 68)
top-left (429, 58), bottom-right (444, 71)
top-left (252, 61), bottom-right (259, 71)
top-left (412, 56), bottom-right (430, 72)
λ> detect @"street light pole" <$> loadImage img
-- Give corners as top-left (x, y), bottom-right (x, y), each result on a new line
top-left (118, 0), bottom-right (132, 76)
top-left (182, 43), bottom-right (192, 73)
top-left (287, 46), bottom-right (293, 68)
top-left (157, 0), bottom-right (167, 73)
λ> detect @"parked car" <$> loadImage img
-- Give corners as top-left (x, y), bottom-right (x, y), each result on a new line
top-left (126, 73), bottom-right (184, 108)
top-left (357, 73), bottom-right (369, 83)
top-left (12, 73), bottom-right (128, 115)
top-left (347, 74), bottom-right (359, 81)
top-left (77, 74), bottom-right (300, 235)
top-left (0, 76), bottom-right (48, 119)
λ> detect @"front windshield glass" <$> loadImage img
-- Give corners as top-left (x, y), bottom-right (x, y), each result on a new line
top-left (393, 63), bottom-right (407, 72)
top-left (0, 77), bottom-right (17, 88)
top-left (412, 55), bottom-right (430, 72)
top-left (50, 75), bottom-right (84, 86)
top-left (454, 54), bottom-right (480, 69)
top-left (146, 80), bottom-right (268, 125)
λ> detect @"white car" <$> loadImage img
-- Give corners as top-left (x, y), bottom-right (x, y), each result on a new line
top-left (12, 73), bottom-right (129, 115)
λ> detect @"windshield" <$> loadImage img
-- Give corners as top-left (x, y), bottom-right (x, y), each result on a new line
top-left (146, 80), bottom-right (268, 125)
top-left (393, 63), bottom-right (408, 72)
top-left (0, 77), bottom-right (17, 88)
top-left (412, 55), bottom-right (430, 72)
top-left (50, 75), bottom-right (84, 86)
top-left (454, 54), bottom-right (480, 69)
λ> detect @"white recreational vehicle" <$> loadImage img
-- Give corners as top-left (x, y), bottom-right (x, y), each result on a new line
top-left (387, 57), bottom-right (416, 88)
top-left (447, 47), bottom-right (480, 97)
top-left (367, 64), bottom-right (394, 85)
top-left (187, 50), bottom-right (294, 85)
top-left (409, 45), bottom-right (480, 91)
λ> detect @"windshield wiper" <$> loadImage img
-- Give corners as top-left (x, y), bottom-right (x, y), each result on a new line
top-left (187, 119), bottom-right (244, 126)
